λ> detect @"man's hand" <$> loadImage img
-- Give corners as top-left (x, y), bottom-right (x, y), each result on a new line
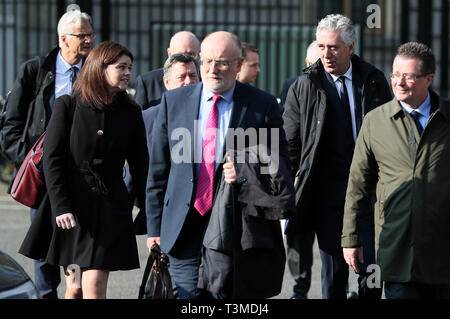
top-left (147, 237), bottom-right (161, 251)
top-left (56, 213), bottom-right (76, 229)
top-left (343, 247), bottom-right (364, 273)
top-left (223, 156), bottom-right (237, 184)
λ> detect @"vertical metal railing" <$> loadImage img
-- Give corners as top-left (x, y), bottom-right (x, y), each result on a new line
top-left (0, 0), bottom-right (448, 98)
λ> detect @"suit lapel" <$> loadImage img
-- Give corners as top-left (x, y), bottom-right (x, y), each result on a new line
top-left (352, 68), bottom-right (363, 135)
top-left (181, 83), bottom-right (202, 175)
top-left (228, 82), bottom-right (248, 131)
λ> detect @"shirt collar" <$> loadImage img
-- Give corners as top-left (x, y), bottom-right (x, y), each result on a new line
top-left (57, 50), bottom-right (82, 73)
top-left (399, 92), bottom-right (431, 117)
top-left (329, 61), bottom-right (353, 83)
top-left (202, 83), bottom-right (236, 103)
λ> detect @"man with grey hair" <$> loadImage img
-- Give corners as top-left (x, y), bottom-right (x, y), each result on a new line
top-left (342, 42), bottom-right (450, 299)
top-left (142, 53), bottom-right (200, 159)
top-left (134, 30), bottom-right (200, 110)
top-left (279, 40), bottom-right (320, 113)
top-left (0, 4), bottom-right (94, 299)
top-left (128, 53), bottom-right (200, 236)
top-left (283, 14), bottom-right (392, 299)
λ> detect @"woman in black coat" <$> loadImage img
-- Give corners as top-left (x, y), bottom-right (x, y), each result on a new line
top-left (19, 41), bottom-right (149, 299)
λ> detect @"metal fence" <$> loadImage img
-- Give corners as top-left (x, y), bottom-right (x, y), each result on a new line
top-left (1, 0), bottom-right (449, 98)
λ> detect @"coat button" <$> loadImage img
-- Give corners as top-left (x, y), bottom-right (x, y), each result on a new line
top-left (190, 178), bottom-right (194, 183)
top-left (97, 130), bottom-right (104, 136)
top-left (91, 186), bottom-right (97, 192)
top-left (186, 203), bottom-right (190, 207)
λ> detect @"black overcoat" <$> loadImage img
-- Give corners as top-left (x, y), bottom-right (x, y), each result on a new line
top-left (19, 92), bottom-right (149, 271)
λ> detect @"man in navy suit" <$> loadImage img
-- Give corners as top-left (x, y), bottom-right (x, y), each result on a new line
top-left (142, 54), bottom-right (200, 154)
top-left (145, 31), bottom-right (288, 299)
top-left (125, 53), bottom-right (199, 224)
top-left (134, 31), bottom-right (200, 110)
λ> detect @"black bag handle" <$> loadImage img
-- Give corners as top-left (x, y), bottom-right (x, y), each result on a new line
top-left (138, 244), bottom-right (160, 299)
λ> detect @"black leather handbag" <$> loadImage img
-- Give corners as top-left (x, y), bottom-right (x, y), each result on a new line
top-left (138, 244), bottom-right (174, 299)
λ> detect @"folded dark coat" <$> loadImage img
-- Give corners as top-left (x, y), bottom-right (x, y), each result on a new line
top-left (198, 147), bottom-right (295, 298)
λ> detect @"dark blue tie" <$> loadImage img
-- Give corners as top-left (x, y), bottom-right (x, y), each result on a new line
top-left (70, 66), bottom-right (78, 85)
top-left (410, 110), bottom-right (423, 135)
top-left (338, 76), bottom-right (353, 132)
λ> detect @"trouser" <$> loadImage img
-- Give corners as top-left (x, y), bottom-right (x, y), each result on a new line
top-left (285, 229), bottom-right (315, 298)
top-left (30, 208), bottom-right (60, 299)
top-left (167, 209), bottom-right (224, 299)
top-left (385, 282), bottom-right (450, 299)
top-left (315, 202), bottom-right (381, 299)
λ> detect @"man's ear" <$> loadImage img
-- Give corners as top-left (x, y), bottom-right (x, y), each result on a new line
top-left (60, 35), bottom-right (67, 48)
top-left (425, 73), bottom-right (434, 87)
top-left (236, 57), bottom-right (244, 73)
top-left (348, 42), bottom-right (355, 55)
top-left (163, 76), bottom-right (170, 90)
top-left (167, 48), bottom-right (172, 57)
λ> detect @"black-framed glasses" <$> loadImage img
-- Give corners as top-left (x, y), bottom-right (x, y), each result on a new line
top-left (390, 72), bottom-right (428, 82)
top-left (67, 32), bottom-right (96, 40)
top-left (200, 57), bottom-right (240, 70)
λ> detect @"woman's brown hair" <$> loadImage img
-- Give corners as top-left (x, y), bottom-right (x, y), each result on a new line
top-left (72, 41), bottom-right (134, 108)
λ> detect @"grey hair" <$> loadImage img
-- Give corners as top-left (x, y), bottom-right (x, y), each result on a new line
top-left (397, 42), bottom-right (435, 75)
top-left (163, 53), bottom-right (200, 79)
top-left (316, 14), bottom-right (356, 47)
top-left (57, 5), bottom-right (93, 47)
top-left (306, 40), bottom-right (320, 63)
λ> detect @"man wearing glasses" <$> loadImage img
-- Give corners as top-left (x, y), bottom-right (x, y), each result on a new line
top-left (146, 31), bottom-right (288, 299)
top-left (0, 4), bottom-right (94, 299)
top-left (342, 42), bottom-right (450, 298)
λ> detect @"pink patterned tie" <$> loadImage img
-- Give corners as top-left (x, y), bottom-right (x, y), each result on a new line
top-left (194, 95), bottom-right (221, 216)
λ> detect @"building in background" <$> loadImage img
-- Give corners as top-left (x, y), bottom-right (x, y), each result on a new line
top-left (0, 0), bottom-right (449, 98)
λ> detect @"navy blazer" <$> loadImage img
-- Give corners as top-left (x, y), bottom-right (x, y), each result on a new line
top-left (142, 105), bottom-right (160, 153)
top-left (146, 81), bottom-right (288, 254)
top-left (134, 68), bottom-right (166, 110)
top-left (123, 105), bottom-right (160, 213)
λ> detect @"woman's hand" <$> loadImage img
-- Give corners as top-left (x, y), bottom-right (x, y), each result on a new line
top-left (56, 213), bottom-right (77, 229)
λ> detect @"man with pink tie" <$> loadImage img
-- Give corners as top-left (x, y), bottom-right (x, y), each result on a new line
top-left (145, 31), bottom-right (288, 299)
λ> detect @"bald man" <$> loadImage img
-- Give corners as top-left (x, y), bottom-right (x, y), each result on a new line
top-left (134, 30), bottom-right (200, 109)
top-left (146, 31), bottom-right (289, 299)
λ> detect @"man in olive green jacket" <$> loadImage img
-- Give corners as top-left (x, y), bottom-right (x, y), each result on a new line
top-left (342, 42), bottom-right (450, 298)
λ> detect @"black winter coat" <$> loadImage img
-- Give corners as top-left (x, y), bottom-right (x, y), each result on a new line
top-left (1, 47), bottom-right (59, 167)
top-left (282, 55), bottom-right (392, 235)
top-left (19, 92), bottom-right (149, 270)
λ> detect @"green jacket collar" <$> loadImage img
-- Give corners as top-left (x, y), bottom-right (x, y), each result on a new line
top-left (388, 89), bottom-right (449, 123)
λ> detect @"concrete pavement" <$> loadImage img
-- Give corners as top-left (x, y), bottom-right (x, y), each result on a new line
top-left (0, 181), bottom-right (359, 299)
